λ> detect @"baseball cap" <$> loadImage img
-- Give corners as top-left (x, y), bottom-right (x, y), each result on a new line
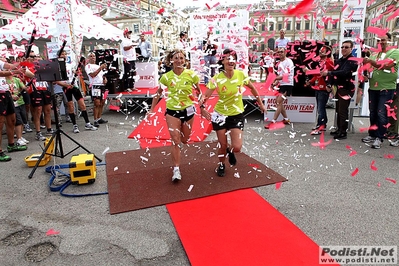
top-left (123, 28), bottom-right (132, 35)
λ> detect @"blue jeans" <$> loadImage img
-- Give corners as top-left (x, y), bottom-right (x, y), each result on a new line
top-left (368, 89), bottom-right (395, 139)
top-left (204, 55), bottom-right (217, 84)
top-left (315, 90), bottom-right (329, 127)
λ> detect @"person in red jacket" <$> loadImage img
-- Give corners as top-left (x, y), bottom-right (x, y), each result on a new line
top-left (304, 45), bottom-right (335, 135)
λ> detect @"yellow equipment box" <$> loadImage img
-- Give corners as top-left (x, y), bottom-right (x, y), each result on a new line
top-left (69, 154), bottom-right (96, 185)
top-left (25, 153), bottom-right (51, 167)
top-left (24, 137), bottom-right (55, 167)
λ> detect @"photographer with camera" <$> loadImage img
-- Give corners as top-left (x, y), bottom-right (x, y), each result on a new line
top-left (85, 52), bottom-right (108, 128)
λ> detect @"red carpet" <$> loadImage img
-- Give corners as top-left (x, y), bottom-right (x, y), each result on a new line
top-left (167, 189), bottom-right (338, 266)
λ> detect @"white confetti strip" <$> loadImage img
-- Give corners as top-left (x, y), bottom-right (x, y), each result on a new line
top-left (113, 166), bottom-right (118, 171)
top-left (102, 147), bottom-right (110, 155)
top-left (188, 185), bottom-right (194, 192)
top-left (140, 156), bottom-right (149, 161)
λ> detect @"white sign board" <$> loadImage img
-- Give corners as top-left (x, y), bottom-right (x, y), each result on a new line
top-left (189, 10), bottom-right (250, 80)
top-left (46, 41), bottom-right (72, 62)
top-left (340, 0), bottom-right (367, 109)
top-left (135, 62), bottom-right (159, 88)
top-left (264, 96), bottom-right (317, 123)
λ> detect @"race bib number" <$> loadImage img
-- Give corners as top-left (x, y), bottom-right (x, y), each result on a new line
top-left (0, 77), bottom-right (8, 92)
top-left (211, 111), bottom-right (226, 124)
top-left (92, 88), bottom-right (101, 97)
top-left (186, 105), bottom-right (195, 117)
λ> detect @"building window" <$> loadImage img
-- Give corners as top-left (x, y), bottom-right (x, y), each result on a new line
top-left (269, 23), bottom-right (274, 31)
top-left (278, 23), bottom-right (282, 30)
top-left (296, 22), bottom-right (301, 30)
top-left (395, 18), bottom-right (399, 28)
top-left (305, 22), bottom-right (310, 30)
top-left (133, 24), bottom-right (140, 34)
top-left (286, 22), bottom-right (291, 31)
top-left (268, 38), bottom-right (275, 50)
top-left (261, 23), bottom-right (266, 31)
top-left (332, 22), bottom-right (337, 29)
top-left (252, 44), bottom-right (257, 51)
top-left (260, 43), bottom-right (265, 51)
top-left (0, 19), bottom-right (7, 26)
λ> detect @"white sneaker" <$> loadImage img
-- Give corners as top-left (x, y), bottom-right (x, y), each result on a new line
top-left (24, 124), bottom-right (33, 132)
top-left (85, 123), bottom-right (98, 131)
top-left (172, 168), bottom-right (182, 182)
top-left (389, 139), bottom-right (399, 147)
top-left (35, 132), bottom-right (46, 141)
top-left (73, 125), bottom-right (80, 133)
top-left (371, 137), bottom-right (382, 149)
top-left (362, 135), bottom-right (375, 143)
top-left (21, 137), bottom-right (29, 144)
top-left (17, 138), bottom-right (27, 146)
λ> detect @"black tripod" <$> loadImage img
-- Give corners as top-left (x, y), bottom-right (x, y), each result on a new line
top-left (28, 60), bottom-right (102, 179)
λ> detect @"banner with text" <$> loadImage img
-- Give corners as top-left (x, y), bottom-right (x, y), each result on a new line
top-left (264, 96), bottom-right (317, 123)
top-left (189, 10), bottom-right (250, 81)
top-left (340, 0), bottom-right (367, 109)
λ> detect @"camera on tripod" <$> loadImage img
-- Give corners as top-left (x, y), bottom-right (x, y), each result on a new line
top-left (34, 58), bottom-right (68, 82)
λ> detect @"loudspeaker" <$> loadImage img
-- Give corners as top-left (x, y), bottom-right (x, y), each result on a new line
top-left (106, 78), bottom-right (124, 94)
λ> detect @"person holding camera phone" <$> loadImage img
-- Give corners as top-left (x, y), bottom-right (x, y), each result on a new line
top-left (85, 52), bottom-right (108, 128)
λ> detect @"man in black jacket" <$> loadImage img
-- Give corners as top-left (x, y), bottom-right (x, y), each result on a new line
top-left (321, 40), bottom-right (358, 140)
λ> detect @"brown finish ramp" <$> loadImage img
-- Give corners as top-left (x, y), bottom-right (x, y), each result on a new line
top-left (105, 141), bottom-right (287, 214)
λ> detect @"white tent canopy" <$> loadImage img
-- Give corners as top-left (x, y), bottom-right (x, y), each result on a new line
top-left (0, 0), bottom-right (124, 43)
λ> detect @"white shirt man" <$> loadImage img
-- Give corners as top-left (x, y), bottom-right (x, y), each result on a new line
top-left (265, 48), bottom-right (294, 129)
top-left (276, 55), bottom-right (294, 86)
top-left (121, 29), bottom-right (137, 90)
top-left (176, 32), bottom-right (188, 50)
top-left (121, 31), bottom-right (137, 62)
top-left (85, 52), bottom-right (108, 127)
top-left (176, 31), bottom-right (190, 60)
top-left (138, 34), bottom-right (152, 60)
top-left (85, 63), bottom-right (106, 86)
top-left (275, 29), bottom-right (290, 49)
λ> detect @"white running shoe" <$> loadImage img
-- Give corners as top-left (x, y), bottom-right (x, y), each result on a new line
top-left (21, 137), bottom-right (29, 144)
top-left (389, 139), bottom-right (399, 147)
top-left (73, 125), bottom-right (80, 133)
top-left (371, 137), bottom-right (382, 149)
top-left (172, 168), bottom-right (182, 182)
top-left (35, 132), bottom-right (46, 141)
top-left (362, 135), bottom-right (375, 143)
top-left (24, 124), bottom-right (33, 132)
top-left (85, 123), bottom-right (98, 131)
top-left (17, 138), bottom-right (27, 146)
